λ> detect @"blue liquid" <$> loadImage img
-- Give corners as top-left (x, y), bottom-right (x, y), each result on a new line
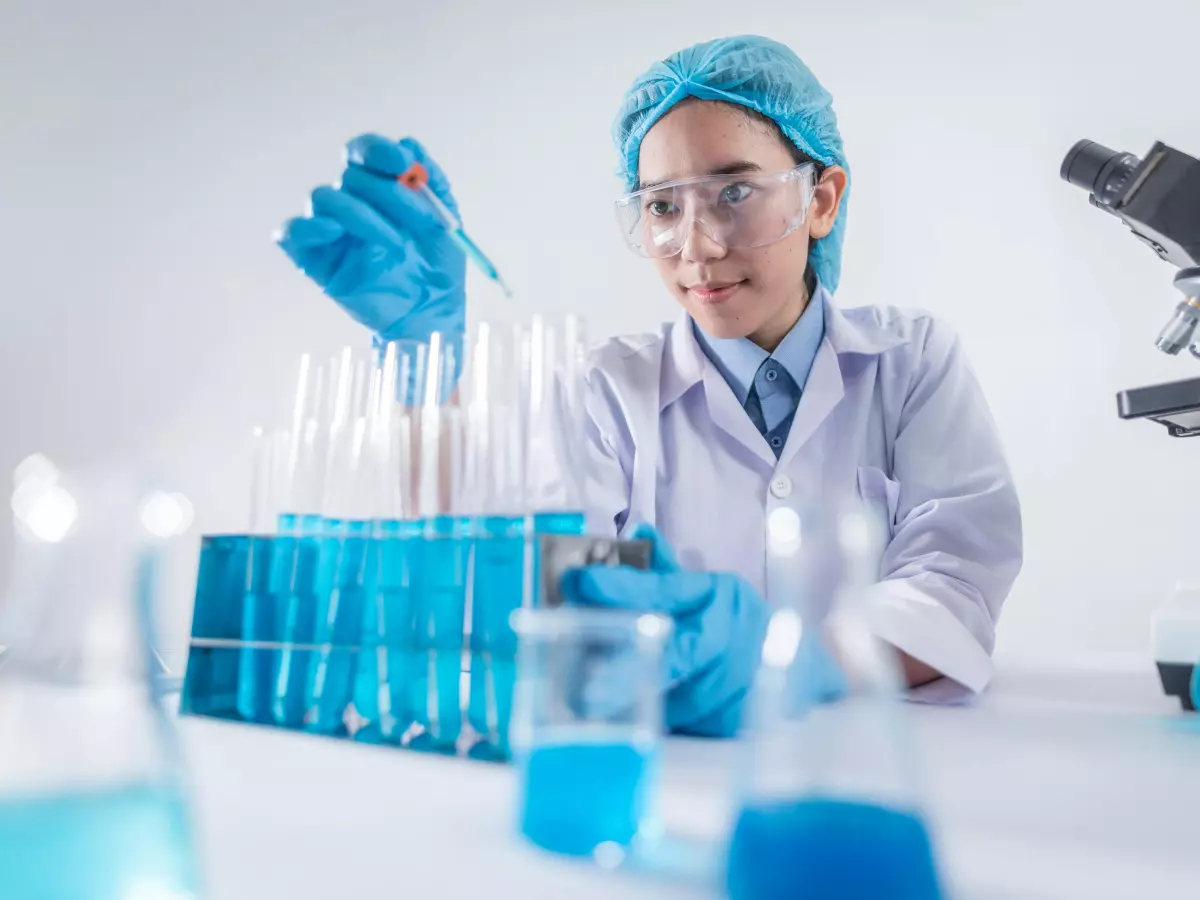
top-left (270, 514), bottom-right (323, 727)
top-left (520, 742), bottom-right (654, 856)
top-left (467, 515), bottom-right (525, 759)
top-left (305, 519), bottom-right (374, 735)
top-left (353, 519), bottom-right (422, 743)
top-left (726, 797), bottom-right (944, 900)
top-left (0, 783), bottom-right (199, 899)
top-left (183, 534), bottom-right (251, 719)
top-left (236, 535), bottom-right (280, 723)
top-left (409, 516), bottom-right (470, 752)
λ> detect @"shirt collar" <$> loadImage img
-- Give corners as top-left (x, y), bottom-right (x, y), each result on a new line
top-left (663, 281), bottom-right (904, 412)
top-left (690, 282), bottom-right (828, 403)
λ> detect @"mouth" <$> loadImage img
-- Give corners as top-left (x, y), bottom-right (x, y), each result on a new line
top-left (685, 280), bottom-right (746, 304)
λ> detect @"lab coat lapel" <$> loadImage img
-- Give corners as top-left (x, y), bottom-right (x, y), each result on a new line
top-left (777, 337), bottom-right (844, 468)
top-left (671, 313), bottom-right (776, 468)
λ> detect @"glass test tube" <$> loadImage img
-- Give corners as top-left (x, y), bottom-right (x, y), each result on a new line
top-left (408, 333), bottom-right (469, 753)
top-left (463, 322), bottom-right (529, 759)
top-left (511, 607), bottom-right (670, 861)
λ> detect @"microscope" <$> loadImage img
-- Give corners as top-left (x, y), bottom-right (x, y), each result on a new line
top-left (1061, 138), bottom-right (1200, 708)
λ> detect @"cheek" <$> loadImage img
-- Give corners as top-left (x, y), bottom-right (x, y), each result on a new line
top-left (751, 231), bottom-right (810, 290)
top-left (652, 257), bottom-right (682, 292)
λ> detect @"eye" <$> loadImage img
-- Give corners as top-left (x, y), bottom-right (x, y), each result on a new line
top-left (645, 199), bottom-right (677, 218)
top-left (719, 182), bottom-right (755, 204)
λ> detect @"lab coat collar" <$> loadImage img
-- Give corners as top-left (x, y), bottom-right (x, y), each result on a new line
top-left (662, 284), bottom-right (901, 413)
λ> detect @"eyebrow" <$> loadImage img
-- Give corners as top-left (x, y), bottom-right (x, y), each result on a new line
top-left (637, 160), bottom-right (763, 192)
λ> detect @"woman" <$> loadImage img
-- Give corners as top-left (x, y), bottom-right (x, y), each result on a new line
top-left (277, 35), bottom-right (1022, 736)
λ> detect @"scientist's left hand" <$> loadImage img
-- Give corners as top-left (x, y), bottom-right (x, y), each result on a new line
top-left (562, 525), bottom-right (770, 738)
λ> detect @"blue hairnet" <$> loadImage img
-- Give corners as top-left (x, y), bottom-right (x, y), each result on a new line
top-left (613, 35), bottom-right (849, 293)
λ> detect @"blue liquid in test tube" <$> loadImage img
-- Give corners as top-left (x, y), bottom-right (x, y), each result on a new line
top-left (182, 535), bottom-right (248, 720)
top-left (269, 512), bottom-right (323, 728)
top-left (305, 518), bottom-right (375, 734)
top-left (520, 742), bottom-right (657, 856)
top-left (467, 514), bottom-right (525, 759)
top-left (353, 518), bottom-right (422, 743)
top-left (409, 514), bottom-right (470, 752)
top-left (532, 510), bottom-right (585, 608)
top-left (726, 798), bottom-right (944, 900)
top-left (0, 784), bottom-right (200, 899)
top-left (235, 534), bottom-right (280, 724)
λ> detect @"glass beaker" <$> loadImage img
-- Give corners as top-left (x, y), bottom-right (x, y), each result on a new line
top-left (726, 503), bottom-right (945, 900)
top-left (0, 463), bottom-right (202, 898)
top-left (510, 607), bottom-right (669, 862)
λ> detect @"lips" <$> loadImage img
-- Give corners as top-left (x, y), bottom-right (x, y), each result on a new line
top-left (686, 280), bottom-right (745, 304)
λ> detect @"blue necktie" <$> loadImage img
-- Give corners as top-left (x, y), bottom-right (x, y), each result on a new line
top-left (745, 360), bottom-right (798, 459)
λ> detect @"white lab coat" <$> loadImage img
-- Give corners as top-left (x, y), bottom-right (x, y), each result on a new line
top-left (577, 291), bottom-right (1022, 697)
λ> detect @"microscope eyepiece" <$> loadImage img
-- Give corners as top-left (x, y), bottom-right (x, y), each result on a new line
top-left (1060, 139), bottom-right (1141, 209)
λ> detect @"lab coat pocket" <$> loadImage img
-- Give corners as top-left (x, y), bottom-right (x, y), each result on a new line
top-left (856, 465), bottom-right (900, 539)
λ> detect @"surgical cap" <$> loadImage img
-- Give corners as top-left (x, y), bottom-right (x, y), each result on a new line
top-left (613, 35), bottom-right (849, 293)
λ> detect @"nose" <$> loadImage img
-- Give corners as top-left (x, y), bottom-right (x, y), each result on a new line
top-left (678, 215), bottom-right (728, 264)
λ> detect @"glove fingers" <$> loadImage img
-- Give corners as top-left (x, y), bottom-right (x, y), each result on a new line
top-left (276, 215), bottom-right (346, 250)
top-left (340, 165), bottom-right (442, 238)
top-left (398, 136), bottom-right (460, 216)
top-left (345, 133), bottom-right (417, 176)
top-left (310, 185), bottom-right (408, 250)
top-left (568, 567), bottom-right (714, 617)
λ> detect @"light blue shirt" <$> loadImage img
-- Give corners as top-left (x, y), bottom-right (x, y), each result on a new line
top-left (693, 283), bottom-right (828, 446)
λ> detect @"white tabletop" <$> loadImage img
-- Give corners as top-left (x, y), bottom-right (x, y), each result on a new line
top-left (181, 658), bottom-right (1200, 900)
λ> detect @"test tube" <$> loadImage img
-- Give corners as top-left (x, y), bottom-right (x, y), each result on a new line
top-left (408, 333), bottom-right (470, 753)
top-left (271, 354), bottom-right (336, 726)
top-left (463, 322), bottom-right (529, 759)
top-left (524, 314), bottom-right (589, 535)
top-left (304, 347), bottom-right (382, 735)
top-left (726, 498), bottom-right (945, 900)
top-left (233, 427), bottom-right (289, 723)
top-left (510, 607), bottom-right (670, 862)
top-left (353, 339), bottom-right (425, 744)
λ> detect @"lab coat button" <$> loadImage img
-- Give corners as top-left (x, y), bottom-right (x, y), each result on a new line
top-left (769, 475), bottom-right (793, 499)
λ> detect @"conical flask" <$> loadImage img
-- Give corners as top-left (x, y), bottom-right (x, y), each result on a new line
top-left (0, 460), bottom-right (202, 899)
top-left (726, 498), bottom-right (945, 900)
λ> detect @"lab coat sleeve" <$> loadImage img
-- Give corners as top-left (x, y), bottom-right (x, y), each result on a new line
top-left (866, 318), bottom-right (1022, 696)
top-left (579, 366), bottom-right (636, 538)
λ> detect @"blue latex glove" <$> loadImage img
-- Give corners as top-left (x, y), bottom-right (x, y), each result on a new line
top-left (562, 525), bottom-right (771, 738)
top-left (277, 134), bottom-right (466, 353)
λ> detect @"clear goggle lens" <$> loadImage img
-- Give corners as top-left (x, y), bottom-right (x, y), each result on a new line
top-left (614, 164), bottom-right (817, 259)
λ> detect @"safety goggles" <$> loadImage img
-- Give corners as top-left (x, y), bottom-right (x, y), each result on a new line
top-left (614, 164), bottom-right (817, 259)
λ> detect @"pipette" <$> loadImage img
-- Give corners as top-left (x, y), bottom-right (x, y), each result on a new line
top-left (395, 162), bottom-right (514, 299)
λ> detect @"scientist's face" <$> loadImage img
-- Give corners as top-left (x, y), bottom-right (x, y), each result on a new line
top-left (637, 100), bottom-right (846, 349)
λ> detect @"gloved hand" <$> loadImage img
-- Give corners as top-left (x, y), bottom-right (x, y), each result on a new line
top-left (276, 134), bottom-right (466, 353)
top-left (562, 525), bottom-right (771, 738)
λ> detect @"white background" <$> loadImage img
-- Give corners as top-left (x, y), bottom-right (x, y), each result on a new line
top-left (1, 0), bottom-right (1198, 660)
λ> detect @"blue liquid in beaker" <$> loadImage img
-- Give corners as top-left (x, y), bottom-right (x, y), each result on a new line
top-left (726, 797), bottom-right (944, 900)
top-left (467, 515), bottom-right (525, 759)
top-left (0, 784), bottom-right (199, 900)
top-left (409, 516), bottom-right (470, 752)
top-left (306, 519), bottom-right (374, 735)
top-left (520, 742), bottom-right (654, 856)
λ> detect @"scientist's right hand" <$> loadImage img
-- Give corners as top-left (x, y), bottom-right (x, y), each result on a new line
top-left (276, 134), bottom-right (466, 346)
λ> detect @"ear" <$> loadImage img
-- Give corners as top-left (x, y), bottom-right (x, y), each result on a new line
top-left (807, 165), bottom-right (848, 240)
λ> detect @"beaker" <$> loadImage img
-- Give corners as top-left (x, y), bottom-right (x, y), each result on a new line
top-left (726, 502), bottom-right (945, 900)
top-left (0, 463), bottom-right (202, 898)
top-left (510, 607), bottom-right (670, 862)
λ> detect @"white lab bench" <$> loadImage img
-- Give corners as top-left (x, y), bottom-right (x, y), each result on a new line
top-left (182, 658), bottom-right (1200, 900)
